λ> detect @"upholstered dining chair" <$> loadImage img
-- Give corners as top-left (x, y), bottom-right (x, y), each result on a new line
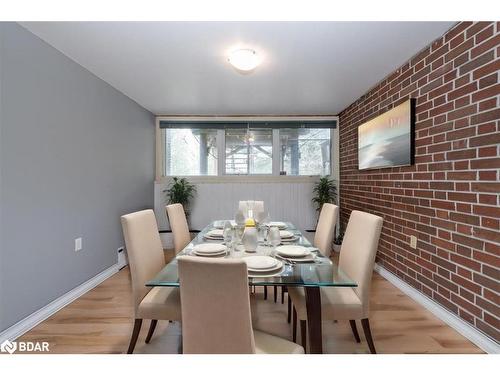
top-left (314, 203), bottom-right (339, 257)
top-left (238, 200), bottom-right (264, 218)
top-left (178, 256), bottom-right (304, 354)
top-left (166, 203), bottom-right (191, 254)
top-left (121, 209), bottom-right (181, 354)
top-left (285, 203), bottom-right (339, 325)
top-left (288, 210), bottom-right (383, 353)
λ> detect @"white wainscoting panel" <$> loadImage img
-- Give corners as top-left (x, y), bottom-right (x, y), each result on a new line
top-left (154, 181), bottom-right (318, 232)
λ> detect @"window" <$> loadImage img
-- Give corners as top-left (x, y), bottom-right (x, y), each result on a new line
top-left (279, 128), bottom-right (331, 176)
top-left (164, 128), bottom-right (217, 176)
top-left (159, 118), bottom-right (336, 178)
top-left (225, 128), bottom-right (273, 175)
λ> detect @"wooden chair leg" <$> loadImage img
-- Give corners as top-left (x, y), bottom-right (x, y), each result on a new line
top-left (264, 286), bottom-right (268, 300)
top-left (287, 295), bottom-right (291, 323)
top-left (274, 286), bottom-right (278, 303)
top-left (300, 320), bottom-right (307, 352)
top-left (361, 318), bottom-right (376, 354)
top-left (127, 319), bottom-right (142, 354)
top-left (349, 320), bottom-right (361, 343)
top-left (292, 307), bottom-right (297, 342)
top-left (145, 319), bottom-right (158, 343)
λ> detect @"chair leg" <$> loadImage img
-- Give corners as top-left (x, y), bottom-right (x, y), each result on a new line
top-left (287, 295), bottom-right (291, 323)
top-left (349, 320), bottom-right (361, 343)
top-left (264, 286), bottom-right (268, 300)
top-left (145, 319), bottom-right (158, 344)
top-left (361, 318), bottom-right (376, 354)
top-left (274, 286), bottom-right (278, 303)
top-left (300, 320), bottom-right (307, 352)
top-left (127, 319), bottom-right (142, 354)
top-left (281, 286), bottom-right (285, 304)
top-left (292, 307), bottom-right (297, 342)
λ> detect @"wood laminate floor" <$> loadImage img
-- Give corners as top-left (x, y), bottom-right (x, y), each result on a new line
top-left (19, 250), bottom-right (483, 354)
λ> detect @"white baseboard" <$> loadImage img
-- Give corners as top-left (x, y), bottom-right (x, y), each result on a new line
top-left (374, 263), bottom-right (500, 354)
top-left (0, 263), bottom-right (120, 343)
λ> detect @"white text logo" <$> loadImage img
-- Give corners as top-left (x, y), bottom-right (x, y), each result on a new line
top-left (0, 339), bottom-right (49, 354)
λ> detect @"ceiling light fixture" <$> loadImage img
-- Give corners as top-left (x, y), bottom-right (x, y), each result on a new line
top-left (228, 49), bottom-right (261, 72)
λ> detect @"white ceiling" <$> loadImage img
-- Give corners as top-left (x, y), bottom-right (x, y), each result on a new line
top-left (21, 22), bottom-right (454, 115)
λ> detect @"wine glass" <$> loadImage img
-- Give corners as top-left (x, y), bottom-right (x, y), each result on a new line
top-left (258, 224), bottom-right (269, 245)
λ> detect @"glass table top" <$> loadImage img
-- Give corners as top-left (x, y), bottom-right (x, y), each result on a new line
top-left (147, 221), bottom-right (357, 288)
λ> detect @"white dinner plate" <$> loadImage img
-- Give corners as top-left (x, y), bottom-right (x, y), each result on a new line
top-left (193, 250), bottom-right (227, 257)
top-left (203, 229), bottom-right (224, 239)
top-left (279, 230), bottom-right (294, 238)
top-left (243, 256), bottom-right (278, 271)
top-left (268, 221), bottom-right (287, 229)
top-left (275, 253), bottom-right (316, 263)
top-left (276, 245), bottom-right (310, 257)
top-left (248, 268), bottom-right (284, 278)
top-left (280, 236), bottom-right (299, 243)
top-left (213, 220), bottom-right (236, 229)
top-left (193, 243), bottom-right (227, 254)
top-left (247, 261), bottom-right (283, 274)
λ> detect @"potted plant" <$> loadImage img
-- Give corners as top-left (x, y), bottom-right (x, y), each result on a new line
top-left (164, 177), bottom-right (197, 221)
top-left (333, 231), bottom-right (344, 253)
top-left (312, 176), bottom-right (338, 253)
top-left (312, 176), bottom-right (338, 213)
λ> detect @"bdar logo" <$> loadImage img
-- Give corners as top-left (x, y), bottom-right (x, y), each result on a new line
top-left (1, 340), bottom-right (17, 354)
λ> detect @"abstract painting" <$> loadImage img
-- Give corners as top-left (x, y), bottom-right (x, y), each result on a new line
top-left (358, 99), bottom-right (415, 170)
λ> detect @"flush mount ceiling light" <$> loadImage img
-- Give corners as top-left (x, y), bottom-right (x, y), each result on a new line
top-left (228, 49), bottom-right (261, 72)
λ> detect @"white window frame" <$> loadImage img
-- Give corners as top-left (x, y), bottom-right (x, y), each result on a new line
top-left (155, 116), bottom-right (339, 183)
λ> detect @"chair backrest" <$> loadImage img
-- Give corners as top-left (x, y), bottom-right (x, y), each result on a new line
top-left (339, 210), bottom-right (383, 316)
top-left (121, 209), bottom-right (165, 316)
top-left (238, 200), bottom-right (264, 217)
top-left (178, 256), bottom-right (255, 354)
top-left (314, 203), bottom-right (339, 257)
top-left (166, 203), bottom-right (191, 254)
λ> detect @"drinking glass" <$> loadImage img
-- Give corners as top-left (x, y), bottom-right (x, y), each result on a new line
top-left (223, 221), bottom-right (233, 248)
top-left (268, 226), bottom-right (281, 252)
top-left (234, 224), bottom-right (245, 246)
top-left (230, 230), bottom-right (239, 253)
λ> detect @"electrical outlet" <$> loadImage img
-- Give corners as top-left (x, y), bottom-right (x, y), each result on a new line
top-left (75, 237), bottom-right (82, 252)
top-left (410, 235), bottom-right (417, 249)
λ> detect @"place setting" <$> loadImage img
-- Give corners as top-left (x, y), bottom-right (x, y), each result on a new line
top-left (266, 221), bottom-right (288, 230)
top-left (203, 228), bottom-right (225, 241)
top-left (190, 243), bottom-right (228, 257)
top-left (242, 255), bottom-right (284, 278)
top-left (273, 245), bottom-right (318, 264)
top-left (278, 230), bottom-right (300, 243)
top-left (213, 220), bottom-right (236, 229)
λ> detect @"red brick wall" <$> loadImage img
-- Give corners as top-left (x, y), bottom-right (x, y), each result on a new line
top-left (338, 21), bottom-right (500, 341)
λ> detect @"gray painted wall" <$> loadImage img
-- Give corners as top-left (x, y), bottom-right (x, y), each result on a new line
top-left (0, 23), bottom-right (155, 331)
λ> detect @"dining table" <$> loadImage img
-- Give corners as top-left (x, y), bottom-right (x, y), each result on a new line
top-left (146, 221), bottom-right (357, 354)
